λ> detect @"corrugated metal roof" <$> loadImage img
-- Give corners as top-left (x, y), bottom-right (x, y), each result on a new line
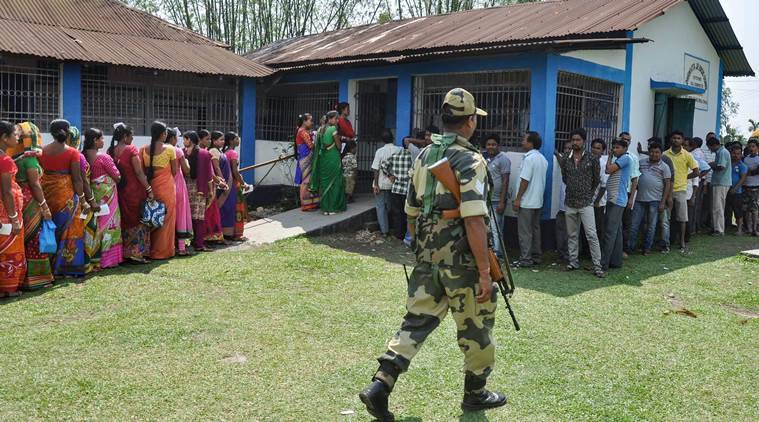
top-left (248, 0), bottom-right (753, 77)
top-left (0, 0), bottom-right (273, 78)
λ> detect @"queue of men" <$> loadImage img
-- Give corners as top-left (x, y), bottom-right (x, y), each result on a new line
top-left (372, 125), bottom-right (758, 279)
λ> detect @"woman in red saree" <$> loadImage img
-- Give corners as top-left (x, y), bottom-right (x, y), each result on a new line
top-left (109, 123), bottom-right (153, 264)
top-left (142, 121), bottom-right (176, 260)
top-left (0, 121), bottom-right (25, 297)
top-left (8, 122), bottom-right (54, 290)
top-left (39, 120), bottom-right (87, 278)
top-left (295, 114), bottom-right (320, 211)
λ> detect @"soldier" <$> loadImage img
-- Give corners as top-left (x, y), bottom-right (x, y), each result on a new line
top-left (359, 88), bottom-right (507, 421)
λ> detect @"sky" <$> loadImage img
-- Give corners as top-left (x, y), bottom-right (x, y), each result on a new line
top-left (722, 0), bottom-right (758, 136)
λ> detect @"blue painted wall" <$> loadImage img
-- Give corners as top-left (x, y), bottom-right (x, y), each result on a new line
top-left (715, 60), bottom-right (724, 136)
top-left (622, 31), bottom-right (635, 133)
top-left (61, 62), bottom-right (82, 129)
top-left (395, 72), bottom-right (412, 145)
top-left (240, 78), bottom-right (257, 184)
top-left (276, 51), bottom-right (629, 218)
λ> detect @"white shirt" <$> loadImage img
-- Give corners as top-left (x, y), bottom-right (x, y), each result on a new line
top-left (519, 149), bottom-right (548, 209)
top-left (596, 154), bottom-right (609, 207)
top-left (372, 143), bottom-right (401, 190)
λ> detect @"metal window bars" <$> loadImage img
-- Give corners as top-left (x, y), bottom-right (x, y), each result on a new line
top-left (82, 65), bottom-right (238, 136)
top-left (412, 70), bottom-right (531, 149)
top-left (555, 72), bottom-right (622, 150)
top-left (255, 82), bottom-right (339, 143)
top-left (0, 61), bottom-right (59, 129)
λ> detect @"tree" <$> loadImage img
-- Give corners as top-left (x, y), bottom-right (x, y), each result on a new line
top-left (127, 0), bottom-right (542, 53)
top-left (749, 119), bottom-right (759, 132)
top-left (720, 85), bottom-right (739, 137)
top-left (724, 124), bottom-right (746, 145)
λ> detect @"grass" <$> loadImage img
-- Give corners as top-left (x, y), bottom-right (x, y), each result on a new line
top-left (0, 233), bottom-right (757, 421)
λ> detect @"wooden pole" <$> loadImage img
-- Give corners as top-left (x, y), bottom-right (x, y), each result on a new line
top-left (239, 153), bottom-right (296, 173)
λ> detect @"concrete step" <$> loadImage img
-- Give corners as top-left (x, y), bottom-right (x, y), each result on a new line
top-left (240, 194), bottom-right (376, 246)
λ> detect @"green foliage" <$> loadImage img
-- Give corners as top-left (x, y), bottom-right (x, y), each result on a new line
top-left (0, 233), bottom-right (756, 420)
top-left (720, 85), bottom-right (740, 136)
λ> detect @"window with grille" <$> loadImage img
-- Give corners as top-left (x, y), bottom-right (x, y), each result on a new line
top-left (413, 71), bottom-right (531, 149)
top-left (82, 65), bottom-right (238, 135)
top-left (555, 72), bottom-right (622, 149)
top-left (256, 82), bottom-right (339, 143)
top-left (0, 60), bottom-right (59, 129)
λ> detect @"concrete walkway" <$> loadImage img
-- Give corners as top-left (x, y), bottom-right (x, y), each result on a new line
top-left (740, 249), bottom-right (759, 259)
top-left (240, 194), bottom-right (376, 246)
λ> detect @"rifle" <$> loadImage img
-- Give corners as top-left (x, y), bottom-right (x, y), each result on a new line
top-left (428, 158), bottom-right (520, 331)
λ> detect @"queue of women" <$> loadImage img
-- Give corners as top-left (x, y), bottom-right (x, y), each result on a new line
top-left (0, 119), bottom-right (249, 298)
top-left (294, 107), bottom-right (355, 215)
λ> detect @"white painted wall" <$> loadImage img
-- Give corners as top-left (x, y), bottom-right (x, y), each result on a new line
top-left (630, 2), bottom-right (721, 147)
top-left (561, 49), bottom-right (626, 71)
top-left (253, 139), bottom-right (297, 186)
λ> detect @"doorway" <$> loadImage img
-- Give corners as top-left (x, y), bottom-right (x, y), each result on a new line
top-left (654, 93), bottom-right (695, 140)
top-left (354, 79), bottom-right (397, 193)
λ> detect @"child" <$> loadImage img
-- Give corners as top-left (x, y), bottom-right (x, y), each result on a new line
top-left (342, 141), bottom-right (358, 203)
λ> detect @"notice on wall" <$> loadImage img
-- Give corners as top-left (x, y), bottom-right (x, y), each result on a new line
top-left (683, 53), bottom-right (710, 111)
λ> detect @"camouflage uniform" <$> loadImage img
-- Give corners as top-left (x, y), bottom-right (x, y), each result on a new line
top-left (375, 132), bottom-right (498, 395)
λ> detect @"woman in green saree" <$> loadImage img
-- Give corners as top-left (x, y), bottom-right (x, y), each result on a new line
top-left (310, 111), bottom-right (346, 215)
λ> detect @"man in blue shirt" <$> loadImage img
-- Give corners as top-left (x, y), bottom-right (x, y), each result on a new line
top-left (727, 144), bottom-right (748, 235)
top-left (600, 139), bottom-right (632, 273)
top-left (513, 131), bottom-right (548, 267)
top-left (707, 137), bottom-right (732, 235)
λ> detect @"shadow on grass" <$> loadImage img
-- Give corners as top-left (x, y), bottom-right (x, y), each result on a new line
top-left (308, 230), bottom-right (756, 298)
top-left (0, 258), bottom-right (169, 306)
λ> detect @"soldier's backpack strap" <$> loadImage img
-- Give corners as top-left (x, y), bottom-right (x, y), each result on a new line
top-left (422, 133), bottom-right (457, 217)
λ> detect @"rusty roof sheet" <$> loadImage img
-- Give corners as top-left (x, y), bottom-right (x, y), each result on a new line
top-left (248, 0), bottom-right (752, 77)
top-left (0, 0), bottom-right (273, 78)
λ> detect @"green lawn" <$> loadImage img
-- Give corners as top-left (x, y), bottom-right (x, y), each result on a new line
top-left (1, 233), bottom-right (757, 421)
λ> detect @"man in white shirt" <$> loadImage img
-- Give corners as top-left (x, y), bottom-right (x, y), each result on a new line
top-left (512, 131), bottom-right (548, 267)
top-left (372, 130), bottom-right (400, 236)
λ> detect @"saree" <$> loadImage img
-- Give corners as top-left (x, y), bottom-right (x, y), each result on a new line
top-left (11, 122), bottom-right (54, 289)
top-left (295, 128), bottom-right (320, 211)
top-left (187, 148), bottom-right (212, 250)
top-left (218, 149), bottom-right (236, 230)
top-left (116, 144), bottom-right (149, 260)
top-left (0, 155), bottom-right (26, 295)
top-left (80, 155), bottom-right (100, 272)
top-left (143, 145), bottom-right (177, 260)
top-left (91, 153), bottom-right (122, 268)
top-left (310, 126), bottom-right (346, 213)
top-left (205, 148), bottom-right (224, 242)
top-left (42, 172), bottom-right (85, 277)
top-left (174, 148), bottom-right (193, 241)
top-left (224, 149), bottom-right (246, 239)
top-left (40, 147), bottom-right (86, 277)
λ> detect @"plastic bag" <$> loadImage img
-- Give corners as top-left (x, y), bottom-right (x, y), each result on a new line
top-left (39, 220), bottom-right (57, 254)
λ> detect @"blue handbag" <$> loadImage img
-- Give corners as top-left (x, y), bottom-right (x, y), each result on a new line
top-left (39, 220), bottom-right (57, 254)
top-left (140, 199), bottom-right (166, 229)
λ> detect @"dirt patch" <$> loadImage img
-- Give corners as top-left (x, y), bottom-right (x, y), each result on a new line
top-left (220, 352), bottom-right (248, 364)
top-left (722, 305), bottom-right (759, 319)
top-left (313, 230), bottom-right (416, 266)
top-left (663, 293), bottom-right (698, 318)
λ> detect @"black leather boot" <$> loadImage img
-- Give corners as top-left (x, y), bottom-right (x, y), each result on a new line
top-left (359, 380), bottom-right (394, 421)
top-left (461, 389), bottom-right (508, 411)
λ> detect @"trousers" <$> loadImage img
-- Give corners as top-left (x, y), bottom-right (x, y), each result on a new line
top-left (600, 203), bottom-right (625, 271)
top-left (629, 201), bottom-right (660, 252)
top-left (517, 208), bottom-right (542, 264)
top-left (712, 185), bottom-right (730, 234)
top-left (375, 190), bottom-right (392, 235)
top-left (390, 193), bottom-right (407, 240)
top-left (565, 205), bottom-right (602, 270)
top-left (377, 263), bottom-right (497, 392)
